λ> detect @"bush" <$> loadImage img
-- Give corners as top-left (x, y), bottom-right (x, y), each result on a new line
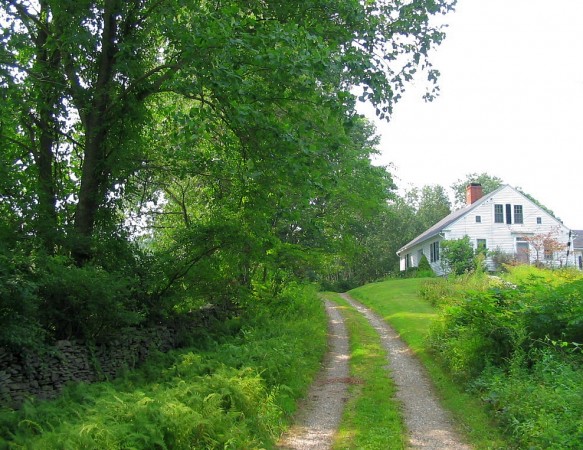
top-left (472, 349), bottom-right (583, 449)
top-left (522, 278), bottom-right (583, 345)
top-left (488, 248), bottom-right (510, 269)
top-left (440, 236), bottom-right (475, 275)
top-left (429, 286), bottom-right (524, 380)
top-left (416, 254), bottom-right (434, 277)
top-left (0, 235), bottom-right (154, 348)
top-left (428, 267), bottom-right (583, 448)
top-left (37, 256), bottom-right (145, 341)
top-left (0, 247), bottom-right (45, 350)
top-left (419, 272), bottom-right (491, 307)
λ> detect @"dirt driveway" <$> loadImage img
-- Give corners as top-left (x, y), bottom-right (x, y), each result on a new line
top-left (277, 294), bottom-right (472, 449)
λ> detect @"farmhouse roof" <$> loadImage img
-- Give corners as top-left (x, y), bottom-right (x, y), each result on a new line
top-left (397, 184), bottom-right (508, 255)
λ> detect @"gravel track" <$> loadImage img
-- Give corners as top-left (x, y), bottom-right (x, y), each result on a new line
top-left (277, 300), bottom-right (350, 449)
top-left (340, 293), bottom-right (472, 449)
top-left (277, 293), bottom-right (472, 449)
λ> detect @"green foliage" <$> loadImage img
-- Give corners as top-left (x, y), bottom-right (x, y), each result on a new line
top-left (419, 272), bottom-right (493, 307)
top-left (1, 0), bottom-right (454, 261)
top-left (451, 173), bottom-right (504, 208)
top-left (430, 288), bottom-right (522, 380)
top-left (0, 284), bottom-right (327, 449)
top-left (1, 0), bottom-right (457, 341)
top-left (488, 247), bottom-right (516, 271)
top-left (0, 238), bottom-right (154, 348)
top-left (427, 267), bottom-right (583, 448)
top-left (37, 256), bottom-right (145, 341)
top-left (405, 184), bottom-right (452, 231)
top-left (0, 245), bottom-right (44, 350)
top-left (474, 349), bottom-right (583, 449)
top-left (416, 254), bottom-right (434, 278)
top-left (440, 236), bottom-right (475, 275)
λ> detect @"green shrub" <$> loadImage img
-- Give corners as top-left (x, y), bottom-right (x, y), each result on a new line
top-left (429, 287), bottom-right (524, 381)
top-left (419, 272), bottom-right (491, 307)
top-left (0, 239), bottom-right (154, 348)
top-left (37, 256), bottom-right (145, 341)
top-left (488, 247), bottom-right (515, 271)
top-left (416, 254), bottom-right (434, 278)
top-left (0, 246), bottom-right (45, 350)
top-left (473, 349), bottom-right (583, 449)
top-left (440, 236), bottom-right (475, 275)
top-left (428, 267), bottom-right (583, 448)
top-left (503, 265), bottom-right (582, 287)
top-left (522, 278), bottom-right (583, 345)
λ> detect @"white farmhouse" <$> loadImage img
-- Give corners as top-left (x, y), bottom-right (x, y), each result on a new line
top-left (573, 230), bottom-right (583, 270)
top-left (397, 184), bottom-right (577, 275)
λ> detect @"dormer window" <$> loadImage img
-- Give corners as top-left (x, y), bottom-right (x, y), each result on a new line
top-left (514, 205), bottom-right (523, 224)
top-left (494, 204), bottom-right (504, 223)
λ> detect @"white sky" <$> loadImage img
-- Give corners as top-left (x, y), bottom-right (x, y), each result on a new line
top-left (359, 0), bottom-right (583, 228)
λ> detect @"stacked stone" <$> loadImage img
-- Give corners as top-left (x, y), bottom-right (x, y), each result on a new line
top-left (0, 349), bottom-right (21, 407)
top-left (0, 325), bottom-right (179, 408)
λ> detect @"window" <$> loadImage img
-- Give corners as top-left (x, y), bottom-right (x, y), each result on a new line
top-left (476, 239), bottom-right (488, 258)
top-left (430, 241), bottom-right (440, 263)
top-left (475, 215), bottom-right (481, 223)
top-left (544, 246), bottom-right (554, 261)
top-left (514, 205), bottom-right (523, 224)
top-left (494, 204), bottom-right (504, 223)
top-left (506, 204), bottom-right (512, 224)
top-left (406, 253), bottom-right (412, 269)
top-left (537, 217), bottom-right (542, 224)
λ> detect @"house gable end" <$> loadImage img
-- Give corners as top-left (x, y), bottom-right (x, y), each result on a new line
top-left (397, 185), bottom-right (507, 255)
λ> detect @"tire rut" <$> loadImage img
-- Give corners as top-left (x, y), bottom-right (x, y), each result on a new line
top-left (277, 294), bottom-right (472, 449)
top-left (277, 300), bottom-right (350, 449)
top-left (340, 293), bottom-right (472, 450)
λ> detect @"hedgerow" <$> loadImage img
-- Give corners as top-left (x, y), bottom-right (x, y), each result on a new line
top-left (424, 267), bottom-right (583, 449)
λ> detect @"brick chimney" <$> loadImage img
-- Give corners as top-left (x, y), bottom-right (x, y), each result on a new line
top-left (466, 183), bottom-right (483, 205)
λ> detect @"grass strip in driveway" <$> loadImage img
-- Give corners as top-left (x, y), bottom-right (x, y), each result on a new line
top-left (321, 292), bottom-right (407, 450)
top-left (349, 278), bottom-right (507, 450)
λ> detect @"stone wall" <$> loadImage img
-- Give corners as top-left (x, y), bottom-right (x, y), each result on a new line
top-left (0, 326), bottom-right (176, 408)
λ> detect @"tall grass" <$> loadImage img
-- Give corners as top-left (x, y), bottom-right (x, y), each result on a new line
top-left (424, 267), bottom-right (583, 449)
top-left (0, 283), bottom-right (327, 449)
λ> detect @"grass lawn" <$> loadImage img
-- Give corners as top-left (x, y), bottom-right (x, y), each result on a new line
top-left (348, 278), bottom-right (507, 450)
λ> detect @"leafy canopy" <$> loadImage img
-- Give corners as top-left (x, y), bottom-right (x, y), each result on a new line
top-left (0, 0), bottom-right (456, 343)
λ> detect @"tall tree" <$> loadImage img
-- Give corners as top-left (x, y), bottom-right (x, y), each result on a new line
top-left (1, 0), bottom-right (459, 342)
top-left (450, 173), bottom-right (504, 208)
top-left (414, 184), bottom-right (451, 229)
top-left (1, 0), bottom-right (455, 263)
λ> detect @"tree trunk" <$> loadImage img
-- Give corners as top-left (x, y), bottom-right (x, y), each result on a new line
top-left (73, 125), bottom-right (107, 264)
top-left (33, 0), bottom-right (59, 254)
top-left (72, 0), bottom-right (118, 264)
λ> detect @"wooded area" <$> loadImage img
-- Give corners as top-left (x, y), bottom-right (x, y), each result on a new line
top-left (0, 0), bottom-right (455, 349)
